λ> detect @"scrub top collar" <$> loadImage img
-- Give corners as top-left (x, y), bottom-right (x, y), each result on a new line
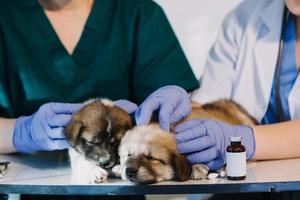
top-left (18, 0), bottom-right (112, 64)
top-left (16, 0), bottom-right (112, 37)
top-left (16, 0), bottom-right (113, 83)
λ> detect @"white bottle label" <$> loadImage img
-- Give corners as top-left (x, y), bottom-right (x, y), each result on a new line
top-left (226, 152), bottom-right (246, 177)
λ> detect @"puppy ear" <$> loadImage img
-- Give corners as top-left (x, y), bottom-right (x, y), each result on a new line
top-left (171, 153), bottom-right (192, 181)
top-left (64, 120), bottom-right (84, 147)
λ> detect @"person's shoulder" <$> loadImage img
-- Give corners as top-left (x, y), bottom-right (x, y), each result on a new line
top-left (114, 0), bottom-right (162, 16)
top-left (111, 0), bottom-right (164, 24)
top-left (228, 0), bottom-right (275, 25)
top-left (117, 0), bottom-right (160, 9)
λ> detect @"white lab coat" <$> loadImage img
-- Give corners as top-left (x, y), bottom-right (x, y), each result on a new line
top-left (192, 0), bottom-right (300, 122)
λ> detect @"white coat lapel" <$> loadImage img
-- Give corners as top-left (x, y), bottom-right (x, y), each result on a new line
top-left (253, 0), bottom-right (285, 104)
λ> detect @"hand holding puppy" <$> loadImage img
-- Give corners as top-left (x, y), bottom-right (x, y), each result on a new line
top-left (13, 102), bottom-right (84, 153)
top-left (135, 86), bottom-right (191, 131)
top-left (175, 119), bottom-right (256, 170)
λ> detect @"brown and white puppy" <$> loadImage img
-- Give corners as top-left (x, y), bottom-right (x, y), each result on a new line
top-left (118, 100), bottom-right (257, 184)
top-left (64, 99), bottom-right (133, 183)
top-left (118, 124), bottom-right (209, 184)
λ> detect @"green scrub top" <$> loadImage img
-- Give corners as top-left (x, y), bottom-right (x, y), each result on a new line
top-left (0, 0), bottom-right (199, 118)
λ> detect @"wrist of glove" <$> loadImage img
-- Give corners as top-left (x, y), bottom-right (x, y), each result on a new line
top-left (175, 119), bottom-right (256, 170)
top-left (13, 116), bottom-right (37, 153)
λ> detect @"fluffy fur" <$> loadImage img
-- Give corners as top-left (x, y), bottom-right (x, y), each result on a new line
top-left (64, 99), bottom-right (133, 183)
top-left (65, 99), bottom-right (256, 184)
top-left (118, 99), bottom-right (257, 184)
top-left (119, 124), bottom-right (208, 184)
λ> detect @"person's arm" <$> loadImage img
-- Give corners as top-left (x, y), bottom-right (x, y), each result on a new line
top-left (0, 118), bottom-right (16, 153)
top-left (189, 102), bottom-right (300, 159)
top-left (252, 120), bottom-right (300, 160)
top-left (175, 118), bottom-right (300, 170)
top-left (0, 20), bottom-right (16, 153)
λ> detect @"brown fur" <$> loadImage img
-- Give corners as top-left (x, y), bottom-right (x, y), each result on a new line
top-left (119, 124), bottom-right (209, 183)
top-left (119, 99), bottom-right (257, 184)
top-left (171, 152), bottom-right (192, 181)
top-left (65, 98), bottom-right (256, 183)
top-left (188, 100), bottom-right (258, 125)
top-left (64, 99), bottom-right (133, 170)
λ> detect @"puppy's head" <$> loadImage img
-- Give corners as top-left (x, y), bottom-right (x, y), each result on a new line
top-left (119, 125), bottom-right (191, 184)
top-left (64, 99), bottom-right (133, 169)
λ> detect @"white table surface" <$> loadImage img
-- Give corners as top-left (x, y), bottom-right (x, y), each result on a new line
top-left (1, 151), bottom-right (300, 195)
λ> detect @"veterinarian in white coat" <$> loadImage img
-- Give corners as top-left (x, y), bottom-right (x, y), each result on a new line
top-left (176, 0), bottom-right (300, 171)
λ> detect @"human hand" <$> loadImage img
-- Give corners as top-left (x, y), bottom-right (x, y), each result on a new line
top-left (135, 86), bottom-right (191, 131)
top-left (114, 99), bottom-right (138, 114)
top-left (13, 102), bottom-right (84, 153)
top-left (175, 119), bottom-right (255, 170)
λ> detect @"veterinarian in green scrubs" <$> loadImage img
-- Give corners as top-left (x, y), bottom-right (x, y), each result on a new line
top-left (0, 0), bottom-right (198, 154)
top-left (0, 0), bottom-right (198, 118)
top-left (0, 0), bottom-right (198, 199)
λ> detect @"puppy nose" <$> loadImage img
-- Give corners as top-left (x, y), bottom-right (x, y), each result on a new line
top-left (126, 167), bottom-right (137, 178)
top-left (99, 160), bottom-right (110, 167)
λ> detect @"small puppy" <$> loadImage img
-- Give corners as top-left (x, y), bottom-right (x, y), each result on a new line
top-left (118, 124), bottom-right (209, 184)
top-left (118, 100), bottom-right (257, 184)
top-left (64, 99), bottom-right (133, 183)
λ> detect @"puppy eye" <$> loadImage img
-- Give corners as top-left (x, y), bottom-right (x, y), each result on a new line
top-left (81, 139), bottom-right (101, 146)
top-left (145, 155), bottom-right (155, 161)
top-left (128, 153), bottom-right (132, 157)
top-left (145, 155), bottom-right (166, 164)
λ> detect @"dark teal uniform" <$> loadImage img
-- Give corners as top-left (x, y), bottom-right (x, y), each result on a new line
top-left (0, 0), bottom-right (199, 118)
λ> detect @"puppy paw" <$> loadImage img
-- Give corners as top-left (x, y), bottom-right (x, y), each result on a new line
top-left (89, 167), bottom-right (108, 183)
top-left (111, 165), bottom-right (122, 178)
top-left (190, 164), bottom-right (209, 180)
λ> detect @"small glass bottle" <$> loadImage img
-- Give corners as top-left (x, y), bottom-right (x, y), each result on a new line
top-left (226, 136), bottom-right (246, 180)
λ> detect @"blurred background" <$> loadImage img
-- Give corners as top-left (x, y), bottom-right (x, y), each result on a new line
top-left (154, 0), bottom-right (242, 79)
top-left (148, 2), bottom-right (243, 200)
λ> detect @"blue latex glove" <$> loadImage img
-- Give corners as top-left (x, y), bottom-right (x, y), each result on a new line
top-left (135, 86), bottom-right (191, 131)
top-left (114, 99), bottom-right (138, 114)
top-left (175, 119), bottom-right (256, 170)
top-left (13, 102), bottom-right (84, 153)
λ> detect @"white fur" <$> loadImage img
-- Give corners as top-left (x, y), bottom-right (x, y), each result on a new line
top-left (100, 99), bottom-right (114, 107)
top-left (83, 98), bottom-right (115, 107)
top-left (112, 165), bottom-right (122, 178)
top-left (106, 118), bottom-right (112, 133)
top-left (69, 148), bottom-right (108, 184)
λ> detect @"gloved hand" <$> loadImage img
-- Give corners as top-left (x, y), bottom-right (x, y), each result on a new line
top-left (135, 86), bottom-right (191, 131)
top-left (175, 119), bottom-right (256, 170)
top-left (114, 99), bottom-right (138, 114)
top-left (13, 102), bottom-right (84, 153)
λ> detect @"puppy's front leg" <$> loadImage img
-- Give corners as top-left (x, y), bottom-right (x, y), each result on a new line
top-left (69, 148), bottom-right (108, 184)
top-left (111, 164), bottom-right (122, 178)
top-left (190, 164), bottom-right (209, 180)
